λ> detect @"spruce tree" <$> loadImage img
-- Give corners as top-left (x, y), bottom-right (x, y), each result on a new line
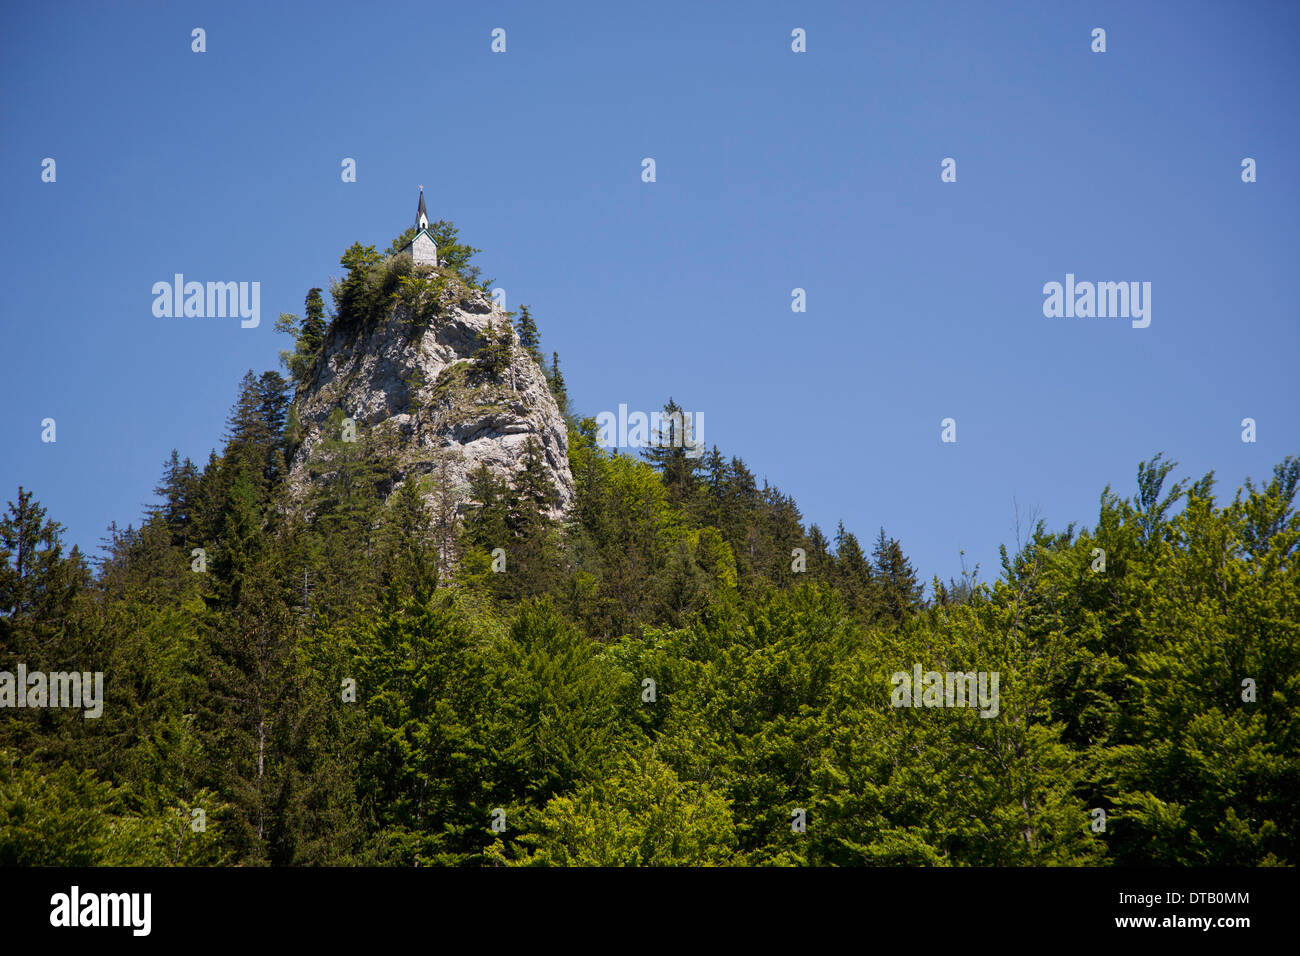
top-left (0, 487), bottom-right (87, 641)
top-left (151, 450), bottom-right (199, 548)
top-left (515, 305), bottom-right (542, 363)
top-left (806, 524), bottom-right (832, 581)
top-left (642, 399), bottom-right (702, 506)
top-left (502, 439), bottom-right (561, 599)
top-left (333, 243), bottom-right (382, 335)
top-left (461, 464), bottom-right (512, 564)
top-left (833, 521), bottom-right (872, 614)
top-left (548, 352), bottom-right (569, 415)
top-left (301, 288), bottom-right (326, 356)
top-left (222, 371), bottom-right (291, 496)
top-left (476, 320), bottom-right (513, 378)
top-left (703, 446), bottom-right (727, 503)
top-left (256, 371), bottom-right (291, 487)
top-left (376, 475), bottom-right (439, 602)
top-left (871, 528), bottom-right (921, 622)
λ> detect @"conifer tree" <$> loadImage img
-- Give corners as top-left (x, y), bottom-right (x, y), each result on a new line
top-left (276, 289), bottom-right (330, 387)
top-left (797, 523), bottom-right (831, 584)
top-left (548, 352), bottom-right (569, 416)
top-left (642, 399), bottom-right (703, 506)
top-left (515, 306), bottom-right (541, 363)
top-left (461, 463), bottom-right (512, 576)
top-left (0, 488), bottom-right (88, 655)
top-left (703, 447), bottom-right (727, 504)
top-left (476, 320), bottom-right (513, 378)
top-left (303, 417), bottom-right (399, 617)
top-left (332, 243), bottom-right (383, 335)
top-left (376, 476), bottom-right (439, 602)
top-left (832, 521), bottom-right (872, 615)
top-left (871, 528), bottom-right (921, 622)
top-left (222, 371), bottom-right (291, 497)
top-left (151, 450), bottom-right (199, 548)
top-left (301, 288), bottom-right (326, 356)
top-left (461, 440), bottom-right (564, 601)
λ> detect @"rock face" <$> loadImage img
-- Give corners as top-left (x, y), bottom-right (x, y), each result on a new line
top-left (285, 271), bottom-right (574, 521)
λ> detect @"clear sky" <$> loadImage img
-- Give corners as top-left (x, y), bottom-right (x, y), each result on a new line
top-left (2, 0), bottom-right (1297, 589)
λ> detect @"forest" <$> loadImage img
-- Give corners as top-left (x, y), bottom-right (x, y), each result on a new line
top-left (1, 229), bottom-right (1296, 867)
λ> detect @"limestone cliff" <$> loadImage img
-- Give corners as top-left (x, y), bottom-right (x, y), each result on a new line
top-left (285, 258), bottom-right (574, 523)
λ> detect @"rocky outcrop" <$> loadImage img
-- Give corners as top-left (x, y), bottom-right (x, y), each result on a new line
top-left (285, 266), bottom-right (573, 521)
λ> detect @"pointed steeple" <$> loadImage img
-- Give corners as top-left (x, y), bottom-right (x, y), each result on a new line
top-left (404, 187), bottom-right (439, 267)
top-left (416, 186), bottom-right (429, 231)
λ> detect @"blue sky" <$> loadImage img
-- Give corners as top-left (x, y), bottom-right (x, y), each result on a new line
top-left (2, 0), bottom-right (1297, 589)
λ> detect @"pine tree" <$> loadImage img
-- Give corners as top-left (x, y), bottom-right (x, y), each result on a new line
top-left (461, 463), bottom-right (512, 564)
top-left (222, 371), bottom-right (290, 496)
top-left (512, 439), bottom-right (558, 529)
top-left (0, 487), bottom-right (88, 648)
top-left (704, 446), bottom-right (726, 497)
top-left (871, 528), bottom-right (921, 622)
top-left (642, 399), bottom-right (703, 506)
top-left (332, 242), bottom-right (383, 336)
top-left (301, 288), bottom-right (326, 356)
top-left (151, 450), bottom-right (199, 548)
top-left (195, 540), bottom-right (296, 862)
top-left (224, 371), bottom-right (264, 450)
top-left (302, 416), bottom-right (399, 618)
top-left (806, 524), bottom-right (832, 581)
top-left (476, 320), bottom-right (513, 378)
top-left (515, 306), bottom-right (542, 363)
top-left (761, 487), bottom-right (806, 583)
top-left (832, 521), bottom-right (872, 614)
top-left (376, 476), bottom-right (439, 602)
top-left (276, 289), bottom-right (330, 387)
top-left (499, 440), bottom-right (562, 600)
top-left (548, 352), bottom-right (569, 416)
top-left (256, 371), bottom-right (291, 487)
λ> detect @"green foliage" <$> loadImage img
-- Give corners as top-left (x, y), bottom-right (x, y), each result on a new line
top-left (515, 305), bottom-right (542, 363)
top-left (474, 319), bottom-right (514, 379)
top-left (0, 750), bottom-right (228, 865)
top-left (302, 288), bottom-right (326, 353)
top-left (5, 446), bottom-right (1297, 866)
top-left (387, 220), bottom-right (491, 290)
top-left (275, 289), bottom-right (331, 387)
top-left (395, 272), bottom-right (445, 338)
top-left (5, 213), bottom-right (1297, 870)
top-left (497, 750), bottom-right (737, 866)
top-left (547, 351), bottom-right (569, 416)
top-left (328, 243), bottom-right (401, 341)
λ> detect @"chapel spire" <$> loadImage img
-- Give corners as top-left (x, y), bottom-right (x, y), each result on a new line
top-left (416, 186), bottom-right (429, 231)
top-left (403, 187), bottom-right (439, 267)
